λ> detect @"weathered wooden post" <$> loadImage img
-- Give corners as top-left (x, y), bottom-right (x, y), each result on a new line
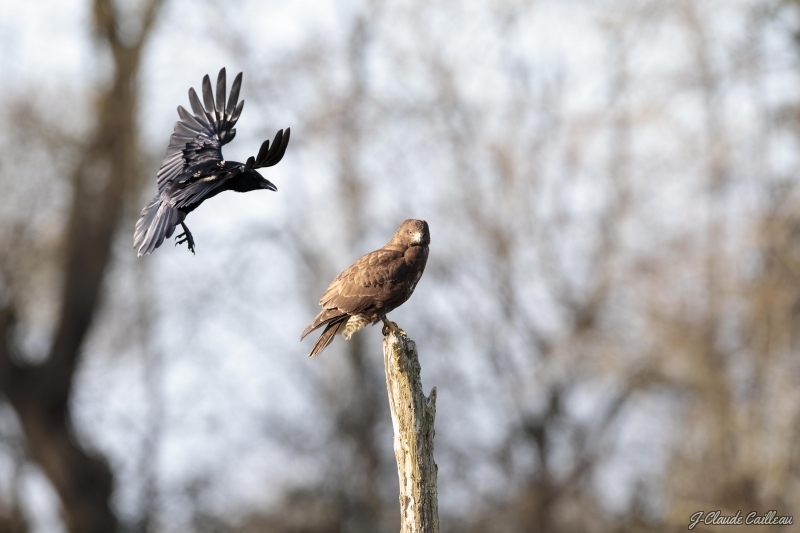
top-left (382, 332), bottom-right (439, 533)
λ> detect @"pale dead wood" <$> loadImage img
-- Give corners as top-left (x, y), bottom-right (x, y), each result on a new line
top-left (383, 332), bottom-right (439, 533)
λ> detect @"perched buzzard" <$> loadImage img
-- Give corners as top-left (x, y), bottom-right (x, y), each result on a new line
top-left (301, 219), bottom-right (430, 357)
top-left (134, 68), bottom-right (290, 256)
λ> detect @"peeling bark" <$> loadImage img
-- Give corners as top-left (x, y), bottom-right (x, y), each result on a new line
top-left (382, 333), bottom-right (439, 533)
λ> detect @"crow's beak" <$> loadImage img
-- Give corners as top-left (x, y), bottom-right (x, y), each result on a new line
top-left (261, 179), bottom-right (278, 192)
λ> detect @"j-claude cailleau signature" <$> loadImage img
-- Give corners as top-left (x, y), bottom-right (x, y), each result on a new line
top-left (688, 510), bottom-right (793, 529)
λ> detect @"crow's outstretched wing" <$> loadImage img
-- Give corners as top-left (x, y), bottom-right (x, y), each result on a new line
top-left (244, 128), bottom-right (291, 170)
top-left (156, 68), bottom-right (245, 194)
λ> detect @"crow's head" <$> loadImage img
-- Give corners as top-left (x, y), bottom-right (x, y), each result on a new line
top-left (232, 168), bottom-right (278, 193)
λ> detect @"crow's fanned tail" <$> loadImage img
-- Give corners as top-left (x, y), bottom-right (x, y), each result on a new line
top-left (134, 194), bottom-right (182, 257)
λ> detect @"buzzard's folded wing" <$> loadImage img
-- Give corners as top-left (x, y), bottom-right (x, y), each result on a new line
top-left (320, 249), bottom-right (408, 314)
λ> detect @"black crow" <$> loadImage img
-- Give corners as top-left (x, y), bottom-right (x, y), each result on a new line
top-left (134, 68), bottom-right (290, 256)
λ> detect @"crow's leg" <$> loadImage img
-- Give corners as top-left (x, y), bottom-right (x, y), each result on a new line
top-left (175, 222), bottom-right (196, 255)
top-left (381, 316), bottom-right (406, 336)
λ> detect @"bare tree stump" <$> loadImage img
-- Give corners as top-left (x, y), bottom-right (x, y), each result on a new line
top-left (383, 332), bottom-right (439, 533)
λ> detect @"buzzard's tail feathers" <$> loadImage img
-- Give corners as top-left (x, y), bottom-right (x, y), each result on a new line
top-left (300, 321), bottom-right (317, 341)
top-left (301, 309), bottom-right (344, 340)
top-left (134, 194), bottom-right (181, 256)
top-left (308, 319), bottom-right (345, 358)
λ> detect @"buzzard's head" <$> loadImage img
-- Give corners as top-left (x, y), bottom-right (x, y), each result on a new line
top-left (395, 219), bottom-right (430, 247)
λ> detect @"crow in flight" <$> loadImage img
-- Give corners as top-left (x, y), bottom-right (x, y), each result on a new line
top-left (301, 219), bottom-right (430, 357)
top-left (134, 68), bottom-right (290, 256)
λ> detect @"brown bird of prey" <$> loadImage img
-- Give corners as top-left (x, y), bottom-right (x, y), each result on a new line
top-left (301, 219), bottom-right (430, 357)
top-left (134, 68), bottom-right (290, 256)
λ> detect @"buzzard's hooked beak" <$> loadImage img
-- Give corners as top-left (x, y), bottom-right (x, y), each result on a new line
top-left (261, 179), bottom-right (278, 192)
top-left (413, 232), bottom-right (423, 244)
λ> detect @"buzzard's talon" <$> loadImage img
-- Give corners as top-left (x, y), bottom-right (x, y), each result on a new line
top-left (175, 223), bottom-right (196, 255)
top-left (381, 317), bottom-right (406, 337)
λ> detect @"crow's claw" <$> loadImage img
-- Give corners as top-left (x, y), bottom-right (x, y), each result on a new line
top-left (175, 223), bottom-right (196, 255)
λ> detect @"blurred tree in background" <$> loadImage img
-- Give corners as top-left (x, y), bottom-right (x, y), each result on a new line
top-left (0, 0), bottom-right (162, 530)
top-left (1, 0), bottom-right (800, 532)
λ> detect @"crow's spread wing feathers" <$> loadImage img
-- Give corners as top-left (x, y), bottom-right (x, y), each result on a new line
top-left (156, 69), bottom-right (244, 194)
top-left (244, 128), bottom-right (291, 170)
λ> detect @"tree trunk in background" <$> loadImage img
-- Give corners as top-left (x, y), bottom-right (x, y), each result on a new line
top-left (383, 333), bottom-right (439, 533)
top-left (0, 0), bottom-right (162, 531)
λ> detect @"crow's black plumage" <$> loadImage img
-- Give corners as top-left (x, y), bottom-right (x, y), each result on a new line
top-left (134, 68), bottom-right (290, 256)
